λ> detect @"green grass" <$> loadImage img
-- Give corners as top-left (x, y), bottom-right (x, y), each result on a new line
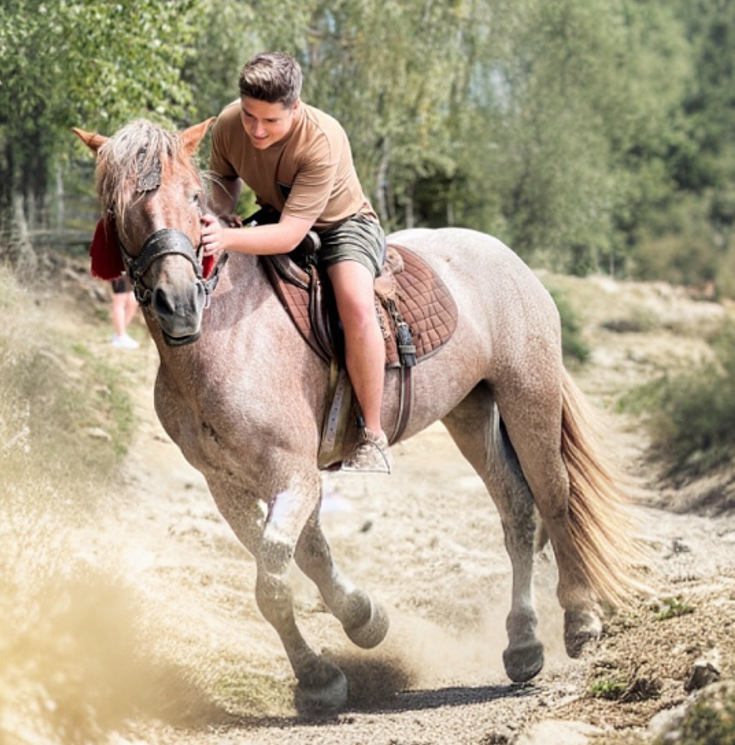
top-left (650, 596), bottom-right (695, 621)
top-left (588, 664), bottom-right (662, 704)
top-left (589, 677), bottom-right (629, 700)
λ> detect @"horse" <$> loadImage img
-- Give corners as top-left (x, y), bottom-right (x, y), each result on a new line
top-left (73, 118), bottom-right (643, 711)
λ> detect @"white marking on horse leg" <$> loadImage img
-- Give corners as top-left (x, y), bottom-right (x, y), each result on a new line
top-left (266, 485), bottom-right (310, 544)
top-left (256, 482), bottom-right (349, 700)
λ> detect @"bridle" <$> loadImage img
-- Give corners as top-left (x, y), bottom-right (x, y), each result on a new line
top-left (109, 152), bottom-right (227, 308)
top-left (118, 223), bottom-right (227, 308)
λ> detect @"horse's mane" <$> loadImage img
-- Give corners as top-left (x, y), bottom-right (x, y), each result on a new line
top-left (96, 119), bottom-right (186, 222)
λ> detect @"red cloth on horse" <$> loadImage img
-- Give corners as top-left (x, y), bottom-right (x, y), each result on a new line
top-left (89, 218), bottom-right (125, 280)
top-left (202, 253), bottom-right (216, 279)
top-left (90, 217), bottom-right (214, 280)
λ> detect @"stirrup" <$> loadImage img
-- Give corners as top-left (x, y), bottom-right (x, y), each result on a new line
top-left (341, 429), bottom-right (392, 474)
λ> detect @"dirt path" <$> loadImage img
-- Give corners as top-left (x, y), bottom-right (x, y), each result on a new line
top-left (103, 279), bottom-right (735, 745)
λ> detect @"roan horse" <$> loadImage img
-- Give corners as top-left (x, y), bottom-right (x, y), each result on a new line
top-left (73, 118), bottom-right (643, 711)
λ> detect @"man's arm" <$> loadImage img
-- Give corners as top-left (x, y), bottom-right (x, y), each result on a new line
top-left (201, 212), bottom-right (313, 257)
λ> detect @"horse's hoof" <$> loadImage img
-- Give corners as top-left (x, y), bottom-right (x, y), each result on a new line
top-left (344, 598), bottom-right (390, 649)
top-left (503, 640), bottom-right (545, 683)
top-left (295, 665), bottom-right (348, 714)
top-left (564, 609), bottom-right (602, 658)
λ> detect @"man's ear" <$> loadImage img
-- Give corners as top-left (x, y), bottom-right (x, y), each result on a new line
top-left (72, 128), bottom-right (108, 154)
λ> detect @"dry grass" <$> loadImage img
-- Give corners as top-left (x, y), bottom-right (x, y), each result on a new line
top-left (0, 266), bottom-right (229, 744)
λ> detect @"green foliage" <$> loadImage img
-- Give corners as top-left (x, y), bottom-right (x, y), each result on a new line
top-left (3, 0), bottom-right (735, 289)
top-left (182, 0), bottom-right (259, 123)
top-left (589, 676), bottom-right (629, 700)
top-left (0, 0), bottom-right (199, 130)
top-left (588, 666), bottom-right (662, 702)
top-left (619, 322), bottom-right (735, 474)
top-left (0, 0), bottom-right (204, 265)
top-left (549, 289), bottom-right (590, 365)
top-left (654, 684), bottom-right (735, 745)
top-left (650, 596), bottom-right (695, 621)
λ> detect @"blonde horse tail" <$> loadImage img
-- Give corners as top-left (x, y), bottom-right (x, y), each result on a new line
top-left (561, 368), bottom-right (649, 606)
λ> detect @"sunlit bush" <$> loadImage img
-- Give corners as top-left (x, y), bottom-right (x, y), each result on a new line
top-left (549, 288), bottom-right (591, 365)
top-left (619, 321), bottom-right (735, 475)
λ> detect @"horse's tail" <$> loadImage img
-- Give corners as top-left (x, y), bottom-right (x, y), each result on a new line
top-left (560, 368), bottom-right (649, 606)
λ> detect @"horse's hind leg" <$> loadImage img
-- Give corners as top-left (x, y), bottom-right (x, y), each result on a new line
top-left (295, 504), bottom-right (389, 649)
top-left (443, 386), bottom-right (544, 683)
top-left (495, 372), bottom-right (604, 658)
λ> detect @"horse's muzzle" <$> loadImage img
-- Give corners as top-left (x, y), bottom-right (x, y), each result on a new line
top-left (135, 230), bottom-right (206, 345)
top-left (152, 276), bottom-right (206, 345)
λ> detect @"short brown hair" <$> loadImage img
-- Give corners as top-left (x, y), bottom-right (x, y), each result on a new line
top-left (238, 52), bottom-right (302, 107)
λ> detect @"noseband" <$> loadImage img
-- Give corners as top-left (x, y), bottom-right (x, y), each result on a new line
top-left (122, 227), bottom-right (226, 308)
top-left (110, 149), bottom-right (227, 308)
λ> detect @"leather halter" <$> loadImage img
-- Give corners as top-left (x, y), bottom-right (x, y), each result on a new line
top-left (115, 220), bottom-right (227, 308)
top-left (111, 149), bottom-right (226, 307)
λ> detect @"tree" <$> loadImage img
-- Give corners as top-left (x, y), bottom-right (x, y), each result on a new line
top-left (448, 0), bottom-right (692, 272)
top-left (0, 0), bottom-right (200, 269)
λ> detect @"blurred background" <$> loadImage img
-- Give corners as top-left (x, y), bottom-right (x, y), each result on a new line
top-left (3, 0), bottom-right (735, 293)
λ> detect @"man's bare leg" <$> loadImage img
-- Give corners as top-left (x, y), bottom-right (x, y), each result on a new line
top-left (327, 260), bottom-right (391, 472)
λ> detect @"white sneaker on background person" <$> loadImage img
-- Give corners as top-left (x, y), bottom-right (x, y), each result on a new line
top-left (111, 333), bottom-right (139, 350)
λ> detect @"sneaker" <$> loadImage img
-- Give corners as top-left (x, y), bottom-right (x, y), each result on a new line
top-left (111, 333), bottom-right (139, 350)
top-left (341, 428), bottom-right (392, 474)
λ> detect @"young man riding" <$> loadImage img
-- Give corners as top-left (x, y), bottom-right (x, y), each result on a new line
top-left (200, 51), bottom-right (391, 473)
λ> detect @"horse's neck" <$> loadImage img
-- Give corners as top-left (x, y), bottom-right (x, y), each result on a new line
top-left (149, 252), bottom-right (328, 439)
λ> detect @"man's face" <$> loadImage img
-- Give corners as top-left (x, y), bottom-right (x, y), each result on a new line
top-left (240, 96), bottom-right (298, 149)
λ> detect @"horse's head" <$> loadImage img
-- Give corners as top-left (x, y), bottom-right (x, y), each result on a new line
top-left (73, 118), bottom-right (217, 346)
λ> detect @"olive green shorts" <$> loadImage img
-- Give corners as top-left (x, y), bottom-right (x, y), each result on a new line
top-left (317, 214), bottom-right (386, 278)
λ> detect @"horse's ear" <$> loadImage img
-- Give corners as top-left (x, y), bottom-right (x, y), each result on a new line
top-left (181, 117), bottom-right (216, 156)
top-left (72, 127), bottom-right (108, 153)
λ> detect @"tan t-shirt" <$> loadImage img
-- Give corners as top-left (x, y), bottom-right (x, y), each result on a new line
top-left (209, 100), bottom-right (377, 230)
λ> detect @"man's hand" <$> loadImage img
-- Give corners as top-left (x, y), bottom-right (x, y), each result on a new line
top-left (201, 213), bottom-right (225, 256)
top-left (200, 211), bottom-right (314, 256)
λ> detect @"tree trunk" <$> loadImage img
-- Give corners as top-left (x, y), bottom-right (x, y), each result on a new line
top-left (0, 141), bottom-right (37, 274)
top-left (375, 137), bottom-right (391, 226)
top-left (404, 183), bottom-right (415, 229)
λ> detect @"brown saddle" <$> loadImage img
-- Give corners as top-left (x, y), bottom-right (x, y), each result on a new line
top-left (261, 242), bottom-right (458, 465)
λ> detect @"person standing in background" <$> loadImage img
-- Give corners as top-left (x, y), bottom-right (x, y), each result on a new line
top-left (110, 274), bottom-right (139, 350)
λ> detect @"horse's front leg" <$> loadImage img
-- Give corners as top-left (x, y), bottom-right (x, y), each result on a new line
top-left (257, 472), bottom-right (348, 711)
top-left (295, 504), bottom-right (389, 650)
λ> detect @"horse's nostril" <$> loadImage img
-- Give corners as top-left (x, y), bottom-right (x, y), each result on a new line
top-left (153, 287), bottom-right (174, 316)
